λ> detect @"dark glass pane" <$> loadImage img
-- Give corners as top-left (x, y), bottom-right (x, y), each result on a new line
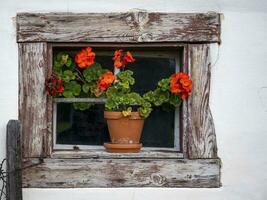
top-left (128, 56), bottom-right (176, 94)
top-left (127, 55), bottom-right (176, 148)
top-left (56, 103), bottom-right (110, 145)
top-left (141, 107), bottom-right (175, 147)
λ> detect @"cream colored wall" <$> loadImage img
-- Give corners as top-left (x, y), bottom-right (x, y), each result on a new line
top-left (0, 0), bottom-right (267, 199)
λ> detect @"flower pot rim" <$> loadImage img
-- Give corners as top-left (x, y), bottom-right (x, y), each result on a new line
top-left (104, 111), bottom-right (144, 120)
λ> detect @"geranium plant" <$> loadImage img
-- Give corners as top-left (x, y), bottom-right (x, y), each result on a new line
top-left (104, 50), bottom-right (152, 118)
top-left (45, 47), bottom-right (192, 117)
top-left (45, 46), bottom-right (193, 152)
top-left (46, 47), bottom-right (110, 110)
top-left (45, 47), bottom-right (153, 117)
top-left (143, 72), bottom-right (192, 109)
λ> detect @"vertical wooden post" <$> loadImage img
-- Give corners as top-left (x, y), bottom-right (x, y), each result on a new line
top-left (6, 120), bottom-right (22, 200)
top-left (186, 44), bottom-right (218, 159)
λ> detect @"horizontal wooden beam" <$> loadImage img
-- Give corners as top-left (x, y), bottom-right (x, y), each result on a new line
top-left (22, 158), bottom-right (221, 188)
top-left (51, 149), bottom-right (183, 159)
top-left (17, 12), bottom-right (221, 43)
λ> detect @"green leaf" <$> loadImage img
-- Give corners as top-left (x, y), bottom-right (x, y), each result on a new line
top-left (158, 78), bottom-right (170, 91)
top-left (138, 107), bottom-right (152, 118)
top-left (83, 62), bottom-right (103, 82)
top-left (53, 52), bottom-right (74, 75)
top-left (118, 81), bottom-right (129, 89)
top-left (82, 83), bottom-right (90, 93)
top-left (169, 94), bottom-right (182, 107)
top-left (66, 58), bottom-right (72, 67)
top-left (62, 70), bottom-right (76, 82)
top-left (63, 81), bottom-right (81, 97)
top-left (117, 70), bottom-right (135, 85)
top-left (62, 91), bottom-right (74, 98)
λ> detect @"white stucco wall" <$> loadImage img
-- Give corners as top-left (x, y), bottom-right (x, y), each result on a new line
top-left (1, 0), bottom-right (267, 199)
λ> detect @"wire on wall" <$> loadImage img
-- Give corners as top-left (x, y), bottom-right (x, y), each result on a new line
top-left (0, 159), bottom-right (6, 200)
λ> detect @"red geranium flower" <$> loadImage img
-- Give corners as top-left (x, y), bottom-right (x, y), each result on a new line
top-left (112, 50), bottom-right (135, 69)
top-left (123, 51), bottom-right (135, 63)
top-left (75, 47), bottom-right (96, 69)
top-left (170, 72), bottom-right (192, 100)
top-left (45, 74), bottom-right (64, 96)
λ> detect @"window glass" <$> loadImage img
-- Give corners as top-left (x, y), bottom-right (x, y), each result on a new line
top-left (54, 47), bottom-right (181, 149)
top-left (56, 103), bottom-right (109, 146)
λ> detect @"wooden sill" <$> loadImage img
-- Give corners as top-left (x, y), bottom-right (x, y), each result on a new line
top-left (51, 148), bottom-right (184, 159)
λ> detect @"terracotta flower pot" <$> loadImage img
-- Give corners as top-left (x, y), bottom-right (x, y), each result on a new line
top-left (104, 111), bottom-right (144, 153)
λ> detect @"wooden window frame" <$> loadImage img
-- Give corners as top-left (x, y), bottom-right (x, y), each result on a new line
top-left (17, 12), bottom-right (221, 188)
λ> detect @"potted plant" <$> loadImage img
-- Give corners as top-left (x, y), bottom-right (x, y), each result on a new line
top-left (103, 50), bottom-right (152, 153)
top-left (45, 47), bottom-right (192, 153)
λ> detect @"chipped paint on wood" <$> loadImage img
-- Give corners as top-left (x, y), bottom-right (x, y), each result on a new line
top-left (51, 149), bottom-right (183, 159)
top-left (16, 12), bottom-right (220, 43)
top-left (18, 43), bottom-right (51, 158)
top-left (186, 44), bottom-right (218, 158)
top-left (22, 158), bottom-right (221, 188)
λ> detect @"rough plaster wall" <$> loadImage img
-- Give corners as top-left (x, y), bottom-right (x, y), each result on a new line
top-left (0, 0), bottom-right (267, 199)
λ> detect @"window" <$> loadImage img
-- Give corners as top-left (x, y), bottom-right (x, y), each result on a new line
top-left (53, 46), bottom-right (183, 150)
top-left (18, 12), bottom-right (221, 188)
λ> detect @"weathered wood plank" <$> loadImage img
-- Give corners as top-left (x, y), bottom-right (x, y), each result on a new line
top-left (22, 158), bottom-right (221, 188)
top-left (18, 43), bottom-right (51, 158)
top-left (186, 44), bottom-right (217, 158)
top-left (181, 44), bottom-right (190, 158)
top-left (46, 43), bottom-right (53, 157)
top-left (17, 12), bottom-right (220, 43)
top-left (51, 149), bottom-right (183, 159)
top-left (6, 120), bottom-right (22, 200)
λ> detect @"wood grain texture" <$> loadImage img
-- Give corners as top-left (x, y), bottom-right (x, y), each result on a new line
top-left (18, 43), bottom-right (51, 158)
top-left (186, 44), bottom-right (217, 159)
top-left (46, 43), bottom-right (53, 157)
top-left (181, 45), bottom-right (190, 158)
top-left (17, 12), bottom-right (220, 43)
top-left (6, 120), bottom-right (23, 200)
top-left (22, 158), bottom-right (221, 188)
top-left (51, 149), bottom-right (183, 159)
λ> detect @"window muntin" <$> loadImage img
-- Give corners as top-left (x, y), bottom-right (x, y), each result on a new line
top-left (53, 47), bottom-right (183, 150)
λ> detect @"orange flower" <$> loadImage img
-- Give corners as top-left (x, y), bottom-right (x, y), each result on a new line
top-left (170, 72), bottom-right (192, 100)
top-left (75, 47), bottom-right (95, 68)
top-left (114, 57), bottom-right (124, 69)
top-left (112, 50), bottom-right (135, 69)
top-left (97, 71), bottom-right (116, 91)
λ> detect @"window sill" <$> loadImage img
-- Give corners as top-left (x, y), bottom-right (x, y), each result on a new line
top-left (51, 148), bottom-right (184, 159)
